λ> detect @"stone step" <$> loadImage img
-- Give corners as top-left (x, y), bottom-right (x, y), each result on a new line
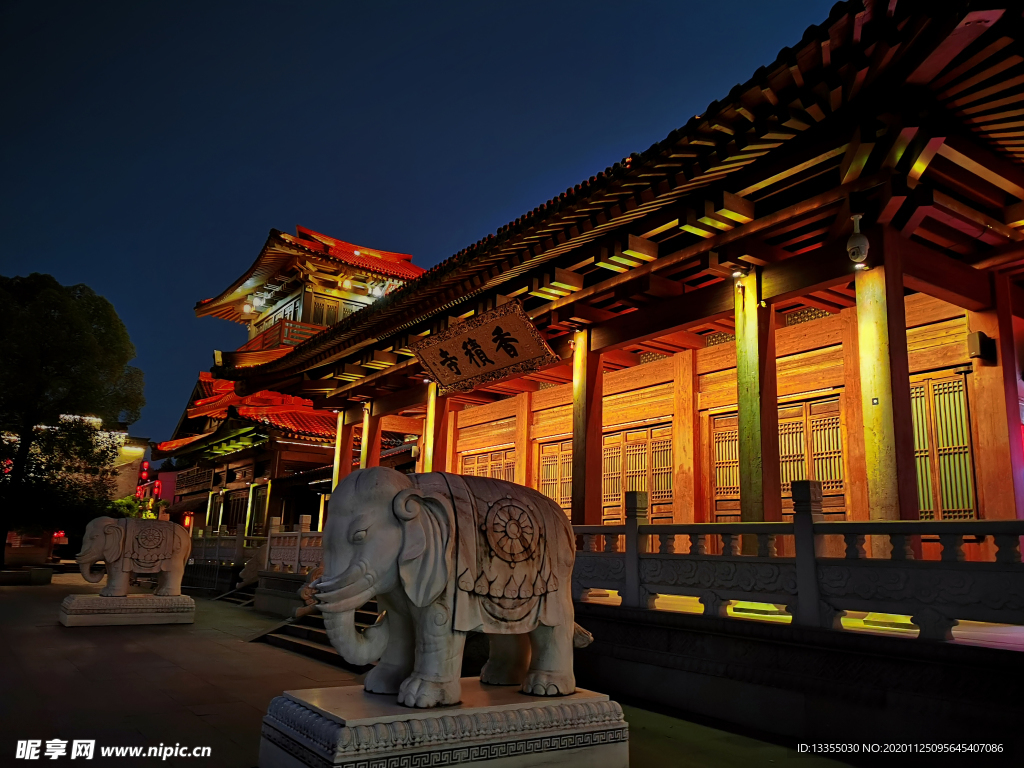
top-left (262, 632), bottom-right (372, 673)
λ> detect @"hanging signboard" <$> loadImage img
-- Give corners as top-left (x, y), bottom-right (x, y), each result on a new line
top-left (410, 301), bottom-right (560, 395)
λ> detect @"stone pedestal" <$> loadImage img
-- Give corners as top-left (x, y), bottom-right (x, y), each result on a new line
top-left (259, 677), bottom-right (628, 768)
top-left (58, 594), bottom-right (195, 626)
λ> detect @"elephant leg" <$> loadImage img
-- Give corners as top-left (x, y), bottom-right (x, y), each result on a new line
top-left (364, 598), bottom-right (414, 695)
top-left (522, 621), bottom-right (576, 696)
top-left (398, 600), bottom-right (465, 708)
top-left (480, 634), bottom-right (531, 686)
top-left (155, 566), bottom-right (182, 596)
top-left (101, 567), bottom-right (129, 597)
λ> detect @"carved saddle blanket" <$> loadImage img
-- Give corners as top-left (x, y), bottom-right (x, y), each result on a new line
top-left (410, 472), bottom-right (573, 634)
top-left (120, 519), bottom-right (179, 573)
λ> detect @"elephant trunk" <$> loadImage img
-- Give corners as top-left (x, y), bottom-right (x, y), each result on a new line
top-left (79, 561), bottom-right (104, 583)
top-left (321, 609), bottom-right (389, 666)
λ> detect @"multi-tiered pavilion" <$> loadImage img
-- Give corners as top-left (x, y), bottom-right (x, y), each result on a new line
top-left (163, 0), bottom-right (1024, 560)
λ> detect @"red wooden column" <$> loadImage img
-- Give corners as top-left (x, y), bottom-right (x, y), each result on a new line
top-left (331, 415), bottom-right (357, 490)
top-left (439, 401), bottom-right (463, 472)
top-left (969, 275), bottom-right (1024, 520)
top-left (734, 269), bottom-right (782, 526)
top-left (571, 327), bottom-right (604, 526)
top-left (855, 228), bottom-right (917, 520)
top-left (672, 349), bottom-right (702, 523)
top-left (514, 391), bottom-right (533, 487)
top-left (359, 405), bottom-right (383, 469)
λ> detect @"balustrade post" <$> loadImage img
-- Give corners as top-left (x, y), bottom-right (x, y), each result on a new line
top-left (792, 480), bottom-right (835, 628)
top-left (234, 531), bottom-right (245, 565)
top-left (622, 492), bottom-right (652, 609)
top-left (294, 532), bottom-right (302, 573)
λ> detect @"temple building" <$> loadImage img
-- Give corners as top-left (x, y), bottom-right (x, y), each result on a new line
top-left (161, 1), bottom-right (1024, 560)
top-left (153, 228), bottom-right (426, 533)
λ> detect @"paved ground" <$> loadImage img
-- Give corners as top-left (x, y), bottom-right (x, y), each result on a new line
top-left (0, 575), bottom-right (847, 768)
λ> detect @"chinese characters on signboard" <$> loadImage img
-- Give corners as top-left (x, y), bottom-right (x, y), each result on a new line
top-left (410, 301), bottom-right (560, 395)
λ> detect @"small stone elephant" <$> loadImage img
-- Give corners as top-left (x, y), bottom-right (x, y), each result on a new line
top-left (315, 467), bottom-right (590, 708)
top-left (76, 516), bottom-right (191, 597)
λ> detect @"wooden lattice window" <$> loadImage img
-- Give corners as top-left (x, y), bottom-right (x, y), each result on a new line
top-left (223, 490), bottom-right (249, 531)
top-left (712, 415), bottom-right (740, 499)
top-left (461, 450), bottom-right (516, 482)
top-left (602, 426), bottom-right (673, 523)
top-left (711, 398), bottom-right (844, 510)
top-left (602, 442), bottom-right (622, 505)
top-left (911, 374), bottom-right (975, 520)
top-left (311, 295), bottom-right (340, 326)
top-left (539, 441), bottom-right (572, 509)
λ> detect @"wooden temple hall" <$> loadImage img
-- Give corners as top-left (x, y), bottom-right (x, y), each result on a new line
top-left (160, 0), bottom-right (1024, 554)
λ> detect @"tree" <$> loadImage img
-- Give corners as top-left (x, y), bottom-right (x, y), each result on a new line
top-left (0, 273), bottom-right (145, 567)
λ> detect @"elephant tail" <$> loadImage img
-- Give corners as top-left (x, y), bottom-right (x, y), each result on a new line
top-left (573, 622), bottom-right (593, 648)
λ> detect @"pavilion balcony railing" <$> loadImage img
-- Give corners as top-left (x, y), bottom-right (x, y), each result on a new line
top-left (265, 530), bottom-right (324, 574)
top-left (572, 481), bottom-right (1024, 641)
top-left (175, 467), bottom-right (213, 496)
top-left (189, 527), bottom-right (267, 567)
top-left (237, 319), bottom-right (324, 353)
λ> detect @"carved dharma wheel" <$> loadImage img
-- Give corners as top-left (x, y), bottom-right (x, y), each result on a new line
top-left (485, 499), bottom-right (538, 564)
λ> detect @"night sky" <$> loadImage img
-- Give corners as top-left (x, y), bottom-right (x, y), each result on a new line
top-left (1, 0), bottom-right (833, 444)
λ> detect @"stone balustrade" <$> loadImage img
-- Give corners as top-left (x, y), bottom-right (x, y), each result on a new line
top-left (571, 482), bottom-right (1024, 641)
top-left (190, 527), bottom-right (267, 566)
top-left (265, 531), bottom-right (323, 574)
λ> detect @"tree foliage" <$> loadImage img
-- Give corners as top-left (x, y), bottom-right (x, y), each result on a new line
top-left (0, 273), bottom-right (146, 565)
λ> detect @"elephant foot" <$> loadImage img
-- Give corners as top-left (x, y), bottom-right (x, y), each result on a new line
top-left (480, 658), bottom-right (526, 686)
top-left (521, 670), bottom-right (574, 696)
top-left (398, 674), bottom-right (460, 708)
top-left (364, 662), bottom-right (411, 695)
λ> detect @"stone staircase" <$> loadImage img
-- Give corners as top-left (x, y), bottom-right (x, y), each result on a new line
top-left (211, 582), bottom-right (257, 608)
top-left (257, 601), bottom-right (379, 673)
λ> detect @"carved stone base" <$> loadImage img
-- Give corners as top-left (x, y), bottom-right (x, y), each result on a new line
top-left (58, 594), bottom-right (195, 626)
top-left (259, 677), bottom-right (628, 768)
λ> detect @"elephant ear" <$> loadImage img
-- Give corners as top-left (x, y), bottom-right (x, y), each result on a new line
top-left (102, 521), bottom-right (124, 563)
top-left (393, 489), bottom-right (451, 608)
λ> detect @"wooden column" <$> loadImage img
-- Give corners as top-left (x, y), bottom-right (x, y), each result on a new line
top-left (969, 275), bottom-right (1024, 520)
top-left (734, 269), bottom-right (782, 524)
top-left (514, 391), bottom-right (532, 487)
top-left (672, 349), bottom-right (702, 523)
top-left (359, 406), bottom-right (383, 469)
top-left (441, 402), bottom-right (462, 472)
top-left (420, 383), bottom-right (440, 473)
top-left (840, 307), bottom-right (870, 520)
top-left (331, 414), bottom-right (357, 490)
top-left (855, 229), bottom-right (917, 520)
top-left (571, 327), bottom-right (604, 525)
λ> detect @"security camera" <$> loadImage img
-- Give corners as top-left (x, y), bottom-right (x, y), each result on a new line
top-left (847, 214), bottom-right (869, 263)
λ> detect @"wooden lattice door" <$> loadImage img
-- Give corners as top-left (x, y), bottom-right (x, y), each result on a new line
top-left (910, 373), bottom-right (976, 520)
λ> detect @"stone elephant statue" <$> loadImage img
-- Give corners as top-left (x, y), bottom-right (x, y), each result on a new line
top-left (314, 466), bottom-right (590, 709)
top-left (76, 516), bottom-right (191, 597)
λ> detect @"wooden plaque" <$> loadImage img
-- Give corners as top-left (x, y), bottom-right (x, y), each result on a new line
top-left (411, 301), bottom-right (559, 395)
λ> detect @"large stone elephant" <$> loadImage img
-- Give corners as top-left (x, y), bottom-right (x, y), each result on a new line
top-left (314, 466), bottom-right (588, 708)
top-left (76, 517), bottom-right (191, 597)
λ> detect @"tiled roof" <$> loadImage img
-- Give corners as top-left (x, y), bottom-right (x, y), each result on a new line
top-left (235, 406), bottom-right (338, 440)
top-left (196, 226), bottom-right (422, 323)
top-left (286, 226), bottom-right (423, 281)
top-left (154, 432), bottom-right (212, 453)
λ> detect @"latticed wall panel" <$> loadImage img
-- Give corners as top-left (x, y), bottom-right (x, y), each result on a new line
top-left (711, 398), bottom-right (844, 519)
top-left (912, 375), bottom-right (975, 520)
top-left (538, 441), bottom-right (572, 510)
top-left (461, 450), bottom-right (516, 483)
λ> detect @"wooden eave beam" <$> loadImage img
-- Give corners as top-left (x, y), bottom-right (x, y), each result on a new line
top-left (589, 243), bottom-right (859, 352)
top-left (897, 233), bottom-right (993, 311)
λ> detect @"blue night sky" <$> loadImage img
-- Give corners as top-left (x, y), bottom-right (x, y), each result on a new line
top-left (0, 1), bottom-right (834, 443)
